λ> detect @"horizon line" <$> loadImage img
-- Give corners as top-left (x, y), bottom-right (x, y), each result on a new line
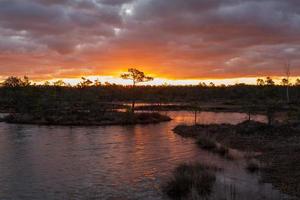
top-left (1, 75), bottom-right (300, 86)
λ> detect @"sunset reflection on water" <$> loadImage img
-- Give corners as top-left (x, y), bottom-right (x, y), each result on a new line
top-left (0, 111), bottom-right (287, 200)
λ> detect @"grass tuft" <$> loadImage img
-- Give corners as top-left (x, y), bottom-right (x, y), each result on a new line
top-left (196, 137), bottom-right (232, 159)
top-left (162, 163), bottom-right (216, 199)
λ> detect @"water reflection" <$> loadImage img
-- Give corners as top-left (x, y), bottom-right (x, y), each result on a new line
top-left (0, 112), bottom-right (291, 200)
top-left (168, 111), bottom-right (267, 125)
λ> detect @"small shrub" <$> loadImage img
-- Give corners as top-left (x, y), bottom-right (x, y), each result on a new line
top-left (163, 163), bottom-right (216, 199)
top-left (196, 137), bottom-right (233, 159)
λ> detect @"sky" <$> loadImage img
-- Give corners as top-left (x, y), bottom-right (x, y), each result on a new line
top-left (0, 0), bottom-right (300, 85)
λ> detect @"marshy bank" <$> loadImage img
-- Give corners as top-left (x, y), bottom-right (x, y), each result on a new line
top-left (133, 101), bottom-right (295, 114)
top-left (3, 111), bottom-right (171, 126)
top-left (173, 120), bottom-right (300, 198)
top-left (162, 162), bottom-right (219, 199)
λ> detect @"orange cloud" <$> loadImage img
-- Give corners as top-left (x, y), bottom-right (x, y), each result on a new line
top-left (0, 0), bottom-right (300, 82)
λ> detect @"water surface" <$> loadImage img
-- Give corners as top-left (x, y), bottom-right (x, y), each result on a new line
top-left (0, 111), bottom-right (291, 200)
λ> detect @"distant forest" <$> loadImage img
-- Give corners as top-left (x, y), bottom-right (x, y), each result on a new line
top-left (0, 76), bottom-right (300, 114)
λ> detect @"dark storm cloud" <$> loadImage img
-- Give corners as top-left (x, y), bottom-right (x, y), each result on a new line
top-left (0, 0), bottom-right (300, 79)
top-left (99, 0), bottom-right (134, 5)
top-left (125, 0), bottom-right (300, 77)
top-left (0, 0), bottom-right (122, 55)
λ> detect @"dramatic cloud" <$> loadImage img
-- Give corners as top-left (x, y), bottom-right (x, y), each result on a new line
top-left (0, 0), bottom-right (300, 80)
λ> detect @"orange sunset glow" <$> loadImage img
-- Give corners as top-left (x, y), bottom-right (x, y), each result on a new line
top-left (0, 0), bottom-right (300, 83)
top-left (1, 1), bottom-right (300, 199)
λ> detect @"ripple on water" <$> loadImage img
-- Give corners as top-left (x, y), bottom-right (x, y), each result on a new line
top-left (0, 111), bottom-right (293, 200)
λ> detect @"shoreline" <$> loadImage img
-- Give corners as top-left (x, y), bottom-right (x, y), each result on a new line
top-left (173, 121), bottom-right (300, 198)
top-left (131, 102), bottom-right (297, 121)
top-left (3, 112), bottom-right (172, 126)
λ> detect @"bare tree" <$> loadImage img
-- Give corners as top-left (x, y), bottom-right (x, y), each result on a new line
top-left (77, 77), bottom-right (93, 88)
top-left (22, 76), bottom-right (31, 87)
top-left (192, 102), bottom-right (201, 125)
top-left (43, 81), bottom-right (51, 86)
top-left (2, 76), bottom-right (31, 88)
top-left (121, 68), bottom-right (153, 112)
top-left (2, 76), bottom-right (24, 87)
top-left (53, 80), bottom-right (67, 87)
top-left (256, 78), bottom-right (265, 86)
top-left (284, 61), bottom-right (291, 103)
top-left (296, 78), bottom-right (300, 86)
top-left (94, 79), bottom-right (101, 87)
top-left (265, 77), bottom-right (275, 86)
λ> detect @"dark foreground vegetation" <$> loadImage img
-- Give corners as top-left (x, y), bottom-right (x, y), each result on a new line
top-left (174, 121), bottom-right (300, 198)
top-left (0, 74), bottom-right (178, 125)
top-left (1, 76), bottom-right (300, 126)
top-left (162, 163), bottom-right (219, 200)
top-left (1, 77), bottom-right (300, 117)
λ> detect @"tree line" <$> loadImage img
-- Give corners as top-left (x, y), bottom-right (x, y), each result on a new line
top-left (0, 69), bottom-right (300, 115)
top-left (1, 75), bottom-right (300, 88)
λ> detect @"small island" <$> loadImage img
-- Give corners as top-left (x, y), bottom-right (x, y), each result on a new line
top-left (4, 111), bottom-right (171, 126)
top-left (1, 69), bottom-right (171, 126)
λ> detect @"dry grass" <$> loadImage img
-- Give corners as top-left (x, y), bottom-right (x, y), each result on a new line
top-left (162, 163), bottom-right (217, 200)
